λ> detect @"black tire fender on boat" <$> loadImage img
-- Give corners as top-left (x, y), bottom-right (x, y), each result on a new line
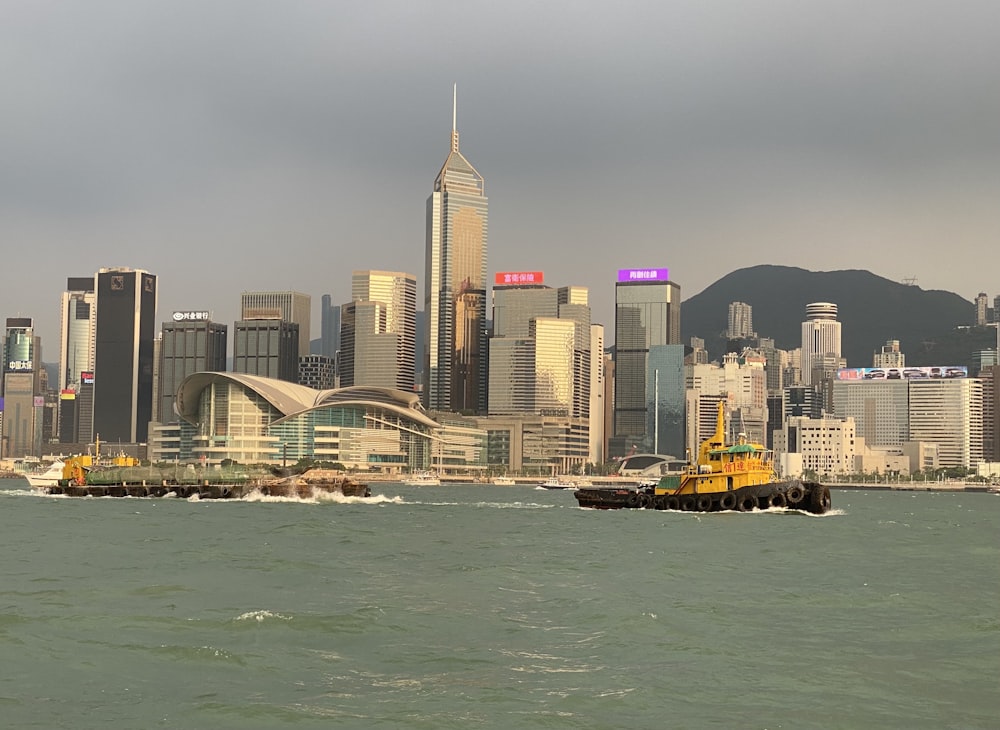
top-left (626, 492), bottom-right (640, 508)
top-left (809, 485), bottom-right (832, 514)
top-left (654, 495), bottom-right (669, 510)
top-left (681, 496), bottom-right (696, 511)
top-left (666, 496), bottom-right (681, 511)
top-left (718, 492), bottom-right (737, 511)
top-left (767, 492), bottom-right (787, 509)
top-left (737, 494), bottom-right (757, 512)
top-left (638, 493), bottom-right (652, 509)
top-left (785, 484), bottom-right (805, 505)
top-left (695, 495), bottom-right (712, 512)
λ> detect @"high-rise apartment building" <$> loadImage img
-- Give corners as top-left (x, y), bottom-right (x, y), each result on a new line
top-left (873, 339), bottom-right (905, 369)
top-left (727, 301), bottom-right (754, 339)
top-left (92, 268), bottom-right (157, 444)
top-left (611, 268), bottom-right (682, 458)
top-left (240, 291), bottom-right (311, 358)
top-left (58, 277), bottom-right (96, 392)
top-left (974, 292), bottom-right (989, 326)
top-left (157, 313), bottom-right (228, 422)
top-left (800, 302), bottom-right (844, 386)
top-left (344, 270), bottom-right (417, 391)
top-left (424, 87), bottom-right (488, 414)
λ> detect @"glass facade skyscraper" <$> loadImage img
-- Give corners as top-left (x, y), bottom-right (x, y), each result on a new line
top-left (348, 270), bottom-right (417, 391)
top-left (92, 268), bottom-right (158, 444)
top-left (424, 88), bottom-right (488, 414)
top-left (611, 270), bottom-right (681, 458)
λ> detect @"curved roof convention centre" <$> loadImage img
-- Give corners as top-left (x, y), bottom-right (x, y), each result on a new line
top-left (175, 372), bottom-right (440, 430)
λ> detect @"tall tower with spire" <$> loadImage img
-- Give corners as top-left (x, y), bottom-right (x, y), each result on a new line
top-left (424, 85), bottom-right (489, 413)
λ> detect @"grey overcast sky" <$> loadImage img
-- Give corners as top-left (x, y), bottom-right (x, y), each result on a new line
top-left (2, 0), bottom-right (999, 350)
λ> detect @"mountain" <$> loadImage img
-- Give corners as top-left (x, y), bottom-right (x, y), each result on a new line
top-left (680, 266), bottom-right (987, 367)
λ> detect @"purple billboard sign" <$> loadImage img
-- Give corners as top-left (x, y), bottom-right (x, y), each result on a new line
top-left (617, 268), bottom-right (669, 283)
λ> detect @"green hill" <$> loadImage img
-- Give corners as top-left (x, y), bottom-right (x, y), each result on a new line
top-left (680, 265), bottom-right (990, 368)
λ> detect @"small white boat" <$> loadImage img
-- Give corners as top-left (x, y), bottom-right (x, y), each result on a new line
top-left (492, 476), bottom-right (516, 486)
top-left (401, 472), bottom-right (441, 486)
top-left (24, 461), bottom-right (65, 488)
top-left (539, 477), bottom-right (577, 490)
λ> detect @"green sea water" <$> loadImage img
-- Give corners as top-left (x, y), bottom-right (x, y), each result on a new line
top-left (1, 479), bottom-right (997, 729)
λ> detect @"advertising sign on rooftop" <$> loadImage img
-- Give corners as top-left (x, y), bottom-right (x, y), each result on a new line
top-left (172, 311), bottom-right (210, 322)
top-left (617, 268), bottom-right (669, 283)
top-left (836, 366), bottom-right (968, 381)
top-left (494, 271), bottom-right (544, 286)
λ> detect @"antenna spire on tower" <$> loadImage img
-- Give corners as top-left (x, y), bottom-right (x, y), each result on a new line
top-left (451, 83), bottom-right (459, 152)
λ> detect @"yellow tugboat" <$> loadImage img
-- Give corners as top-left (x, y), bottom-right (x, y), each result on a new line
top-left (575, 401), bottom-right (832, 513)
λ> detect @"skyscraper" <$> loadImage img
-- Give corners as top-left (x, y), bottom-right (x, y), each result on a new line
top-left (800, 302), bottom-right (843, 386)
top-left (346, 270), bottom-right (417, 391)
top-left (157, 312), bottom-right (228, 422)
top-left (320, 294), bottom-right (341, 358)
top-left (58, 277), bottom-right (96, 392)
top-left (92, 267), bottom-right (157, 444)
top-left (233, 319), bottom-right (299, 382)
top-left (424, 86), bottom-right (488, 414)
top-left (611, 268), bottom-right (681, 458)
top-left (240, 291), bottom-right (311, 358)
top-left (2, 318), bottom-right (43, 457)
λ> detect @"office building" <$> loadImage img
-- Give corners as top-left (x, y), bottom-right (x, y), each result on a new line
top-left (487, 275), bottom-right (602, 464)
top-left (240, 291), bottom-right (311, 358)
top-left (344, 270), bottom-right (417, 391)
top-left (611, 268), bottom-right (681, 459)
top-left (298, 355), bottom-right (336, 390)
top-left (832, 377), bottom-right (909, 447)
top-left (157, 312), bottom-right (228, 423)
top-left (908, 377), bottom-right (983, 469)
top-left (58, 277), bottom-right (96, 392)
top-left (233, 319), bottom-right (299, 382)
top-left (424, 87), bottom-right (488, 414)
top-left (320, 294), bottom-right (341, 358)
top-left (981, 365), bottom-right (1000, 461)
top-left (92, 268), bottom-right (157, 444)
top-left (801, 302), bottom-right (844, 386)
top-left (2, 318), bottom-right (43, 457)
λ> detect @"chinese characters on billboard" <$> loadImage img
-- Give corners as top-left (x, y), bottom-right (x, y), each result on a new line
top-left (617, 268), bottom-right (669, 283)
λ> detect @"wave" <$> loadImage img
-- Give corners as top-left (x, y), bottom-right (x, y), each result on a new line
top-left (234, 610), bottom-right (293, 623)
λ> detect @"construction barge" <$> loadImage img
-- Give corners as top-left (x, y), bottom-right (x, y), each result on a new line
top-left (33, 458), bottom-right (371, 500)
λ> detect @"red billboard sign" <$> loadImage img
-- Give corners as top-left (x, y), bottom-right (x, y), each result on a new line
top-left (494, 271), bottom-right (544, 286)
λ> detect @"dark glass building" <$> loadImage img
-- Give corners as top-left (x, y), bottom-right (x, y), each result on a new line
top-left (233, 319), bottom-right (299, 382)
top-left (158, 315), bottom-right (228, 422)
top-left (93, 268), bottom-right (158, 443)
top-left (611, 269), bottom-right (681, 458)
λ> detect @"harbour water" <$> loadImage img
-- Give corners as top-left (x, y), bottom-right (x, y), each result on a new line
top-left (1, 479), bottom-right (997, 729)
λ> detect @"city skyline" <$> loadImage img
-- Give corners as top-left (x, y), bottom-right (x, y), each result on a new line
top-left (3, 2), bottom-right (1000, 350)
